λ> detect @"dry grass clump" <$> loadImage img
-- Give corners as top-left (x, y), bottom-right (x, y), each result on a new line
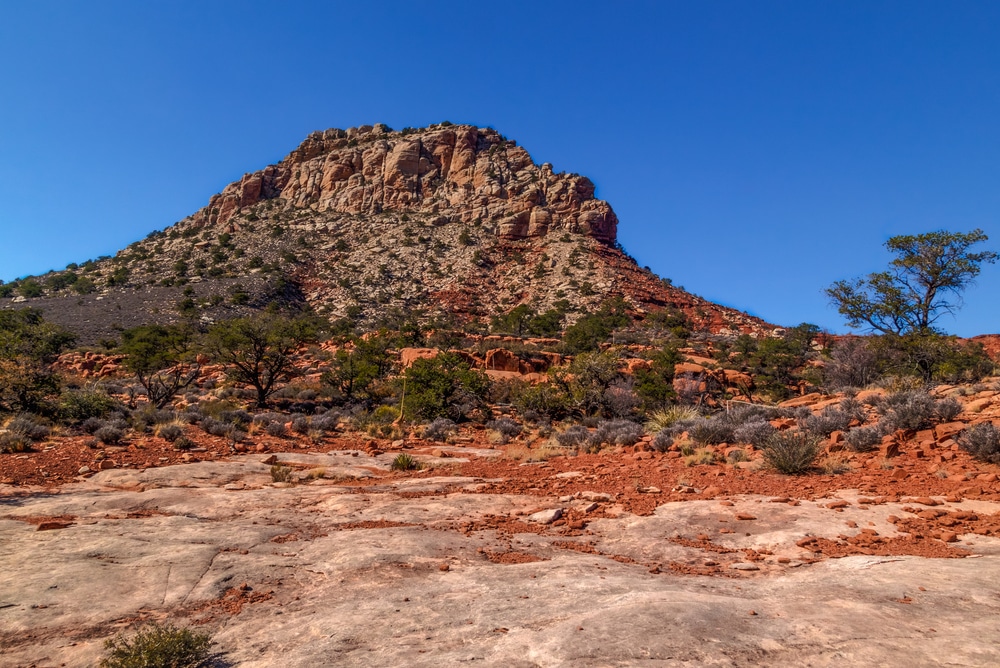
top-left (761, 431), bottom-right (821, 475)
top-left (505, 440), bottom-right (563, 462)
top-left (100, 622), bottom-right (212, 668)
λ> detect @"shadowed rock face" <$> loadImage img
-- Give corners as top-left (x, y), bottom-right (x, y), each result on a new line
top-left (196, 123), bottom-right (618, 244)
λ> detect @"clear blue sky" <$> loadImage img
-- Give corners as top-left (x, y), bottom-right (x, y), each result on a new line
top-left (2, 1), bottom-right (999, 336)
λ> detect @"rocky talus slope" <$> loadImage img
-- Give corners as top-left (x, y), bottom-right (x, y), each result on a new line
top-left (5, 123), bottom-right (771, 342)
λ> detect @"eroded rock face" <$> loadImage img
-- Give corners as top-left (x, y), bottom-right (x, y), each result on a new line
top-left (195, 123), bottom-right (618, 244)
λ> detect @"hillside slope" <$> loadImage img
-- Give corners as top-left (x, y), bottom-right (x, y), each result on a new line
top-left (3, 123), bottom-right (773, 342)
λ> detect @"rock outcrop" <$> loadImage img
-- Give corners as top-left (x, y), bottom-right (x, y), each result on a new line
top-left (195, 123), bottom-right (618, 244)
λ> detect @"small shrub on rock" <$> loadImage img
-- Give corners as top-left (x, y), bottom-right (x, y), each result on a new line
top-left (588, 419), bottom-right (644, 449)
top-left (155, 423), bottom-right (184, 442)
top-left (100, 621), bottom-right (212, 668)
top-left (0, 432), bottom-right (32, 453)
top-left (688, 417), bottom-right (734, 445)
top-left (876, 390), bottom-right (957, 431)
top-left (95, 425), bottom-right (124, 445)
top-left (311, 413), bottom-right (340, 433)
top-left (290, 414), bottom-right (310, 434)
top-left (958, 423), bottom-right (1000, 464)
top-left (423, 418), bottom-right (457, 442)
top-left (270, 464), bottom-right (293, 483)
top-left (761, 431), bottom-right (821, 474)
top-left (733, 418), bottom-right (776, 448)
top-left (266, 422), bottom-right (287, 438)
top-left (81, 417), bottom-right (107, 434)
top-left (7, 414), bottom-right (51, 442)
top-left (486, 417), bottom-right (522, 443)
top-left (390, 453), bottom-right (419, 471)
top-left (555, 424), bottom-right (590, 447)
top-left (844, 425), bottom-right (883, 452)
top-left (651, 429), bottom-right (674, 452)
top-left (174, 436), bottom-right (194, 450)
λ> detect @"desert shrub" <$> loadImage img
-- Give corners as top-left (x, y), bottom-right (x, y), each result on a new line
top-left (252, 412), bottom-right (284, 426)
top-left (155, 423), bottom-right (184, 442)
top-left (651, 429), bottom-right (674, 452)
top-left (486, 417), bottom-right (522, 443)
top-left (361, 405), bottom-right (400, 437)
top-left (7, 414), bottom-right (51, 441)
top-left (200, 417), bottom-right (231, 438)
top-left (512, 383), bottom-right (570, 420)
top-left (645, 405), bottom-right (700, 434)
top-left (957, 423), bottom-right (1000, 464)
top-left (59, 388), bottom-right (121, 422)
top-left (402, 353), bottom-right (490, 421)
top-left (290, 414), bottom-right (310, 434)
top-left (602, 378), bottom-right (641, 418)
top-left (801, 401), bottom-right (863, 437)
top-left (265, 422), bottom-right (287, 437)
top-left (270, 464), bottom-right (293, 483)
top-left (174, 436), bottom-right (194, 450)
top-left (845, 425), bottom-right (882, 452)
top-left (390, 453), bottom-right (419, 471)
top-left (311, 413), bottom-right (339, 433)
top-left (555, 424), bottom-right (590, 447)
top-left (588, 419), bottom-right (644, 449)
top-left (423, 418), bottom-right (456, 442)
top-left (684, 448), bottom-right (717, 466)
top-left (218, 409), bottom-right (252, 427)
top-left (688, 417), bottom-right (735, 445)
top-left (875, 390), bottom-right (957, 431)
top-left (934, 397), bottom-right (962, 422)
top-left (733, 418), bottom-right (776, 448)
top-left (81, 417), bottom-right (106, 434)
top-left (100, 622), bottom-right (212, 668)
top-left (761, 431), bottom-right (821, 474)
top-left (95, 425), bottom-right (124, 445)
top-left (0, 432), bottom-right (32, 453)
top-left (824, 337), bottom-right (880, 389)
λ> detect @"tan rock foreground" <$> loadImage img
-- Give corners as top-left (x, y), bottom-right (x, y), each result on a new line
top-left (2, 451), bottom-right (1000, 667)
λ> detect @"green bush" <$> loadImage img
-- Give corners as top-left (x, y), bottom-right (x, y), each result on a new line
top-left (100, 622), bottom-right (212, 668)
top-left (59, 387), bottom-right (121, 422)
top-left (402, 353), bottom-right (489, 420)
top-left (390, 453), bottom-right (419, 471)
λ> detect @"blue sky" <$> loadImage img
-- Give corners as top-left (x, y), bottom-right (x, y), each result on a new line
top-left (1, 1), bottom-right (998, 336)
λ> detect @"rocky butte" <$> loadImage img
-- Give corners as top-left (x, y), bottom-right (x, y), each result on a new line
top-left (4, 122), bottom-right (771, 342)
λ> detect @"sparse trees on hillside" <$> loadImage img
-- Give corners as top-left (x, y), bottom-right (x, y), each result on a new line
top-left (206, 313), bottom-right (322, 407)
top-left (825, 230), bottom-right (997, 382)
top-left (120, 324), bottom-right (200, 409)
top-left (0, 308), bottom-right (75, 412)
top-left (826, 229), bottom-right (996, 336)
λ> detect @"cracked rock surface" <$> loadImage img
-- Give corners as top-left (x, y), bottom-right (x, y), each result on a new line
top-left (2, 450), bottom-right (1000, 667)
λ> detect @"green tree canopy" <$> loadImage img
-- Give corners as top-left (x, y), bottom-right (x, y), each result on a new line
top-left (120, 324), bottom-right (199, 409)
top-left (0, 308), bottom-right (75, 412)
top-left (206, 313), bottom-right (322, 407)
top-left (826, 229), bottom-right (997, 335)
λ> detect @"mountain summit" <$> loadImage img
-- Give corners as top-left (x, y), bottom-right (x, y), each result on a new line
top-left (4, 123), bottom-right (771, 341)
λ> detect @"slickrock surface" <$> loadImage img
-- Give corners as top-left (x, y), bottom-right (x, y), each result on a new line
top-left (3, 447), bottom-right (1000, 667)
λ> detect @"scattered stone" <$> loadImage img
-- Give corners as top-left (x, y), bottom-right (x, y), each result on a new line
top-left (527, 508), bottom-right (563, 524)
top-left (731, 563), bottom-right (760, 571)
